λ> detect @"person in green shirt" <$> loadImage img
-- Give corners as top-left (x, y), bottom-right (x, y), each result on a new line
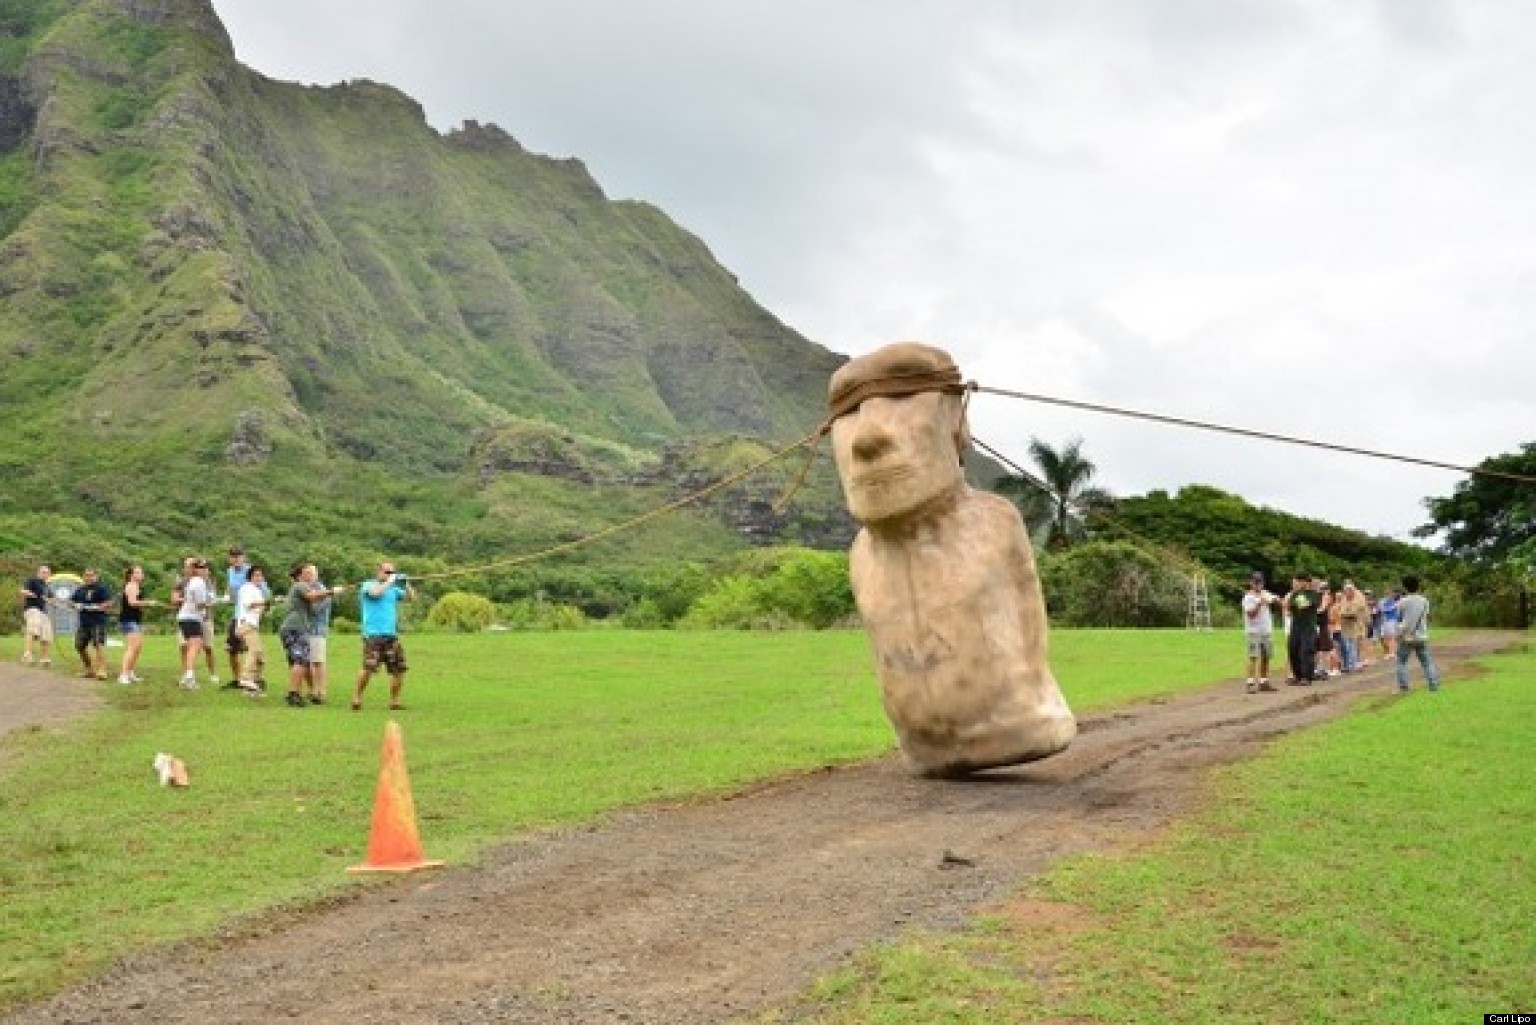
top-left (278, 563), bottom-right (343, 708)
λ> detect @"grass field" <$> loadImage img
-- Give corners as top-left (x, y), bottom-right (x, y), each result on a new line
top-left (0, 627), bottom-right (1240, 1008)
top-left (778, 637), bottom-right (1536, 1024)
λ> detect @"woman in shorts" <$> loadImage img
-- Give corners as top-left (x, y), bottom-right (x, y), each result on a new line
top-left (116, 565), bottom-right (153, 684)
top-left (176, 559), bottom-right (214, 690)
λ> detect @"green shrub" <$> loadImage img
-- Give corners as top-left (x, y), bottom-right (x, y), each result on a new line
top-left (619, 596), bottom-right (666, 629)
top-left (500, 598), bottom-right (588, 631)
top-left (756, 548), bottom-right (852, 628)
top-left (1040, 540), bottom-right (1190, 627)
top-left (425, 591), bottom-right (497, 633)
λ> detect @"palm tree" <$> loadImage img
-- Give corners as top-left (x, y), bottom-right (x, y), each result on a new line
top-left (991, 437), bottom-right (1114, 549)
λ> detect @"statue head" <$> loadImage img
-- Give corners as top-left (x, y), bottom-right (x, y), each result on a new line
top-left (827, 342), bottom-right (970, 525)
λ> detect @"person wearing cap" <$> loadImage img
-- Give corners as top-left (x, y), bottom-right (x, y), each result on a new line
top-left (1335, 579), bottom-right (1370, 672)
top-left (827, 341), bottom-right (1076, 775)
top-left (351, 561), bottom-right (415, 712)
top-left (1241, 572), bottom-right (1281, 693)
top-left (176, 558), bottom-right (216, 689)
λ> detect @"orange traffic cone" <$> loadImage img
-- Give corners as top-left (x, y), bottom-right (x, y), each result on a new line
top-left (347, 720), bottom-right (444, 874)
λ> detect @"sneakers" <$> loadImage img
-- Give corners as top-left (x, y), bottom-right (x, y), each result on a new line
top-left (284, 691), bottom-right (305, 708)
top-left (40, 658), bottom-right (51, 668)
top-left (1258, 680), bottom-right (1277, 692)
top-left (116, 674), bottom-right (134, 685)
top-left (308, 694), bottom-right (325, 705)
top-left (1245, 679), bottom-right (1257, 694)
top-left (179, 673), bottom-right (200, 691)
top-left (21, 652), bottom-right (35, 665)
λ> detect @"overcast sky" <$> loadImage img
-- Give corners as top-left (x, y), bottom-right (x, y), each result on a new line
top-left (210, 0), bottom-right (1535, 543)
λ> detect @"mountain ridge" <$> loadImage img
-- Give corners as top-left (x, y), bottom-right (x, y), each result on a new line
top-left (0, 0), bottom-right (856, 575)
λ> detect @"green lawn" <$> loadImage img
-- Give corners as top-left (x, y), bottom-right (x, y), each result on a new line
top-left (781, 636), bottom-right (1536, 1024)
top-left (0, 627), bottom-right (1237, 1008)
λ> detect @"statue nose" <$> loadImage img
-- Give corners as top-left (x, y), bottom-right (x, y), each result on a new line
top-left (851, 419), bottom-right (895, 461)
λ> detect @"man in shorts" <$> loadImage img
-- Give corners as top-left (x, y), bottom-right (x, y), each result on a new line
top-left (70, 568), bottom-right (112, 680)
top-left (351, 560), bottom-right (415, 712)
top-left (1241, 572), bottom-right (1280, 693)
top-left (278, 563), bottom-right (339, 708)
top-left (305, 569), bottom-right (343, 705)
top-left (18, 564), bottom-right (54, 667)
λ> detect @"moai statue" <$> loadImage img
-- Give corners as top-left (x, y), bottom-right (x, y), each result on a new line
top-left (827, 341), bottom-right (1076, 776)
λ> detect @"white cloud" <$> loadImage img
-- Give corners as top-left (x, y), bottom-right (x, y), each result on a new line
top-left (211, 0), bottom-right (1536, 540)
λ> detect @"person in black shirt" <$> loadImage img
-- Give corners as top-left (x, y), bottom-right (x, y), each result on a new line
top-left (71, 568), bottom-right (113, 680)
top-left (1283, 572), bottom-right (1322, 685)
top-left (18, 565), bottom-right (54, 667)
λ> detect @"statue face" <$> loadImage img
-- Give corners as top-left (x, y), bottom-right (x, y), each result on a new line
top-left (831, 391), bottom-right (964, 524)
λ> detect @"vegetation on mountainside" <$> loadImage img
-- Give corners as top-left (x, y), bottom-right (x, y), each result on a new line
top-left (0, 0), bottom-right (847, 587)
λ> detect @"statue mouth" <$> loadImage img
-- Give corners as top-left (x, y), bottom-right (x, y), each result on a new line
top-left (853, 466), bottom-right (914, 487)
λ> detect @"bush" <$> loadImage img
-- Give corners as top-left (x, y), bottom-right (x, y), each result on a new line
top-left (677, 576), bottom-right (801, 631)
top-left (500, 598), bottom-right (588, 631)
top-left (756, 548), bottom-right (852, 628)
top-left (1040, 540), bottom-right (1190, 627)
top-left (619, 597), bottom-right (667, 629)
top-left (425, 591), bottom-right (497, 633)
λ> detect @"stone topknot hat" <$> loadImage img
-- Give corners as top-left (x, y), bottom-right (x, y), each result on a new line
top-left (826, 342), bottom-right (966, 423)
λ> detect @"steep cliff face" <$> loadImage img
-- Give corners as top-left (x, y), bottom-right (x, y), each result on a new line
top-left (0, 0), bottom-right (852, 557)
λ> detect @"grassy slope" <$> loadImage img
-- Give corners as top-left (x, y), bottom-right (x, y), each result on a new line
top-left (785, 636), bottom-right (1536, 1024)
top-left (0, 627), bottom-right (1237, 1008)
top-left (0, 0), bottom-right (846, 582)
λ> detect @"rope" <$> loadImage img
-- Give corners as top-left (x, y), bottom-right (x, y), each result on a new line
top-left (407, 429), bottom-right (822, 583)
top-left (974, 385), bottom-right (1536, 487)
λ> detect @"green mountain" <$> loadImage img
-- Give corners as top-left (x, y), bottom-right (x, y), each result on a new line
top-left (0, 0), bottom-right (853, 593)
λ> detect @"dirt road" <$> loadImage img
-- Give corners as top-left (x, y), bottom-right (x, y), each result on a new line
top-left (1, 633), bottom-right (1512, 1024)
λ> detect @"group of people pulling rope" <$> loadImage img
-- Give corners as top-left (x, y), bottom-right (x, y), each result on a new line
top-left (15, 552), bottom-right (418, 712)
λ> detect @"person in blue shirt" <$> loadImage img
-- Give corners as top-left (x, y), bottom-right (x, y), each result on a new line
top-left (351, 560), bottom-right (416, 712)
top-left (70, 567), bottom-right (113, 680)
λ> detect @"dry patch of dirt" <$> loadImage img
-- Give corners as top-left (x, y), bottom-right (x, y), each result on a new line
top-left (0, 633), bottom-right (1512, 1024)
